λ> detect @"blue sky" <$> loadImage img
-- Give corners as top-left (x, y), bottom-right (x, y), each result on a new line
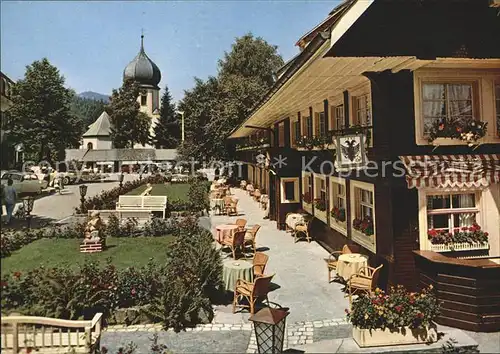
top-left (1, 1), bottom-right (338, 102)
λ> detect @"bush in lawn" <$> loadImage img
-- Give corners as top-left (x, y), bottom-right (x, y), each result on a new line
top-left (1, 260), bottom-right (119, 320)
top-left (103, 215), bottom-right (140, 238)
top-left (187, 179), bottom-right (210, 213)
top-left (143, 217), bottom-right (178, 237)
top-left (144, 225), bottom-right (223, 331)
top-left (116, 261), bottom-right (164, 308)
top-left (0, 229), bottom-right (46, 258)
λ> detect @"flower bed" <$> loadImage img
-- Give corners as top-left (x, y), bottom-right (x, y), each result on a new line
top-left (347, 286), bottom-right (439, 347)
top-left (1, 221), bottom-right (224, 331)
top-left (428, 223), bottom-right (489, 252)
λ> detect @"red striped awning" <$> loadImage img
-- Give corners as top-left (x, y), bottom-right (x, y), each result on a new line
top-left (399, 154), bottom-right (500, 189)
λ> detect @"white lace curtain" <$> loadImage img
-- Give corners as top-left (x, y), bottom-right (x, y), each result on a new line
top-left (422, 83), bottom-right (473, 133)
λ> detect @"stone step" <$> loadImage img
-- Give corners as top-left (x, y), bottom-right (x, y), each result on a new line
top-left (287, 328), bottom-right (478, 353)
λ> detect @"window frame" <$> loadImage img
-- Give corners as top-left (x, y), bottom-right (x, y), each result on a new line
top-left (329, 176), bottom-right (347, 236)
top-left (332, 104), bottom-right (344, 131)
top-left (318, 112), bottom-right (326, 136)
top-left (350, 180), bottom-right (376, 253)
top-left (278, 122), bottom-right (285, 147)
top-left (306, 116), bottom-right (313, 137)
top-left (140, 93), bottom-right (147, 106)
top-left (280, 177), bottom-right (300, 203)
top-left (301, 171), bottom-right (314, 214)
top-left (353, 94), bottom-right (371, 126)
top-left (313, 173), bottom-right (328, 223)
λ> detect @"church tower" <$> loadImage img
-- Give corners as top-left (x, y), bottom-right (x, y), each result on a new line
top-left (123, 34), bottom-right (161, 148)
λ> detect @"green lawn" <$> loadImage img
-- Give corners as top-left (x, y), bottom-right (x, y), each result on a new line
top-left (126, 183), bottom-right (190, 201)
top-left (1, 236), bottom-right (175, 274)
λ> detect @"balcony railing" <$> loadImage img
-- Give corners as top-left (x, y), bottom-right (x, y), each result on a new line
top-left (430, 242), bottom-right (489, 253)
top-left (235, 138), bottom-right (271, 151)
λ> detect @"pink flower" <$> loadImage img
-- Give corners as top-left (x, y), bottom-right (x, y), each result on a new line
top-left (395, 305), bottom-right (403, 312)
top-left (131, 288), bottom-right (136, 296)
top-left (416, 312), bottom-right (424, 319)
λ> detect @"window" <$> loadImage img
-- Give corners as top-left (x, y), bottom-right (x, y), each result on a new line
top-left (140, 94), bottom-right (147, 106)
top-left (496, 84), bottom-right (500, 137)
top-left (330, 178), bottom-right (347, 234)
top-left (426, 193), bottom-right (478, 233)
top-left (354, 94), bottom-right (371, 126)
top-left (278, 123), bottom-right (285, 147)
top-left (319, 112), bottom-right (326, 136)
top-left (421, 83), bottom-right (474, 135)
top-left (302, 173), bottom-right (313, 205)
top-left (350, 181), bottom-right (376, 252)
top-left (87, 142), bottom-right (93, 150)
top-left (306, 116), bottom-right (313, 137)
top-left (281, 178), bottom-right (299, 203)
top-left (292, 121), bottom-right (300, 145)
top-left (332, 105), bottom-right (344, 130)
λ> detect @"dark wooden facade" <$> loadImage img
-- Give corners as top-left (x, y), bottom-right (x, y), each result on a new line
top-left (232, 0), bottom-right (500, 332)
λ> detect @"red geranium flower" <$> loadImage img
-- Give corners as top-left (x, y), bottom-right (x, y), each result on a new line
top-left (416, 312), bottom-right (424, 319)
top-left (131, 288), bottom-right (136, 296)
top-left (395, 305), bottom-right (403, 312)
top-left (13, 271), bottom-right (21, 279)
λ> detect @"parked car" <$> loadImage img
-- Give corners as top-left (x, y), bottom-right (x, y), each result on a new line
top-left (0, 171), bottom-right (49, 195)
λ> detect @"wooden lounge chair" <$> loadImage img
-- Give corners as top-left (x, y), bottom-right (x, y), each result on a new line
top-left (325, 244), bottom-right (361, 283)
top-left (233, 274), bottom-right (274, 314)
top-left (347, 264), bottom-right (384, 305)
top-left (234, 218), bottom-right (247, 230)
top-left (221, 230), bottom-right (246, 259)
top-left (294, 217), bottom-right (312, 243)
top-left (244, 225), bottom-right (261, 253)
top-left (253, 252), bottom-right (269, 278)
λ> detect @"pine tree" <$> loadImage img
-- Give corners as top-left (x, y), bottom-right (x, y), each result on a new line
top-left (153, 85), bottom-right (180, 149)
top-left (8, 58), bottom-right (83, 163)
top-left (107, 78), bottom-right (151, 148)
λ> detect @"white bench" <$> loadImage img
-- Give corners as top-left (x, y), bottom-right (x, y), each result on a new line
top-left (1, 313), bottom-right (102, 353)
top-left (116, 196), bottom-right (167, 219)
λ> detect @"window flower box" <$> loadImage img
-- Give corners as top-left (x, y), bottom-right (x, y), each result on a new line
top-left (428, 119), bottom-right (487, 147)
top-left (430, 242), bottom-right (489, 252)
top-left (314, 208), bottom-right (327, 224)
top-left (427, 223), bottom-right (489, 252)
top-left (302, 192), bottom-right (313, 214)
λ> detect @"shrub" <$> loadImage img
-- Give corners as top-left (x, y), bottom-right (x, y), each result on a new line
top-left (143, 218), bottom-right (177, 237)
top-left (103, 215), bottom-right (140, 238)
top-left (116, 261), bottom-right (164, 308)
top-left (346, 285), bottom-right (439, 330)
top-left (188, 179), bottom-right (210, 212)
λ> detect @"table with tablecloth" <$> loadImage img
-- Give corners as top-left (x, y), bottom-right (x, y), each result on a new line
top-left (337, 253), bottom-right (369, 280)
top-left (222, 259), bottom-right (254, 291)
top-left (214, 224), bottom-right (239, 243)
top-left (286, 213), bottom-right (306, 231)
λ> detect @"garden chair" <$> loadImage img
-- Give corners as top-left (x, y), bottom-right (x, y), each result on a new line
top-left (240, 180), bottom-right (247, 189)
top-left (225, 198), bottom-right (238, 216)
top-left (234, 218), bottom-right (247, 231)
top-left (253, 252), bottom-right (269, 278)
top-left (347, 264), bottom-right (384, 305)
top-left (233, 273), bottom-right (274, 314)
top-left (325, 244), bottom-right (361, 283)
top-left (253, 189), bottom-right (262, 202)
top-left (221, 230), bottom-right (246, 259)
top-left (294, 217), bottom-right (312, 243)
top-left (244, 224), bottom-right (261, 253)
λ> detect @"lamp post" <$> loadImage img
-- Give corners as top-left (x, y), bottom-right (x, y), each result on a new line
top-left (176, 110), bottom-right (185, 142)
top-left (249, 307), bottom-right (290, 354)
top-left (119, 172), bottom-right (124, 190)
top-left (22, 196), bottom-right (35, 229)
top-left (79, 184), bottom-right (88, 214)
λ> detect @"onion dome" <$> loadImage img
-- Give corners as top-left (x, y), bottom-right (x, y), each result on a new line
top-left (123, 35), bottom-right (161, 89)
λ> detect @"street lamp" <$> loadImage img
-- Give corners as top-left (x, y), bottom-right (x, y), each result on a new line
top-left (119, 173), bottom-right (124, 189)
top-left (79, 184), bottom-right (88, 214)
top-left (22, 196), bottom-right (35, 229)
top-left (175, 110), bottom-right (185, 142)
top-left (249, 307), bottom-right (290, 354)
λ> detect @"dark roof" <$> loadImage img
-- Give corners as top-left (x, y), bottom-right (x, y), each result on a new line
top-left (123, 35), bottom-right (161, 89)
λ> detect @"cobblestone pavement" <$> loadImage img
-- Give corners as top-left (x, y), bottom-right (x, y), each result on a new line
top-left (102, 318), bottom-right (351, 353)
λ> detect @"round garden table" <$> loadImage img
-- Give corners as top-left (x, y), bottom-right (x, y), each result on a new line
top-left (214, 224), bottom-right (239, 243)
top-left (337, 253), bottom-right (369, 280)
top-left (222, 259), bottom-right (253, 291)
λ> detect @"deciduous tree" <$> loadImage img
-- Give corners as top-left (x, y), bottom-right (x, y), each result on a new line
top-left (8, 58), bottom-right (83, 163)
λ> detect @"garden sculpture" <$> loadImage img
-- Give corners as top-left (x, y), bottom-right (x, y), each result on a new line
top-left (84, 211), bottom-right (103, 243)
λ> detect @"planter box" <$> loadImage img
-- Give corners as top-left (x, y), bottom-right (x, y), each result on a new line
top-left (431, 138), bottom-right (470, 146)
top-left (302, 202), bottom-right (313, 214)
top-left (430, 242), bottom-right (489, 252)
top-left (329, 219), bottom-right (347, 235)
top-left (314, 209), bottom-right (327, 224)
top-left (353, 325), bottom-right (438, 348)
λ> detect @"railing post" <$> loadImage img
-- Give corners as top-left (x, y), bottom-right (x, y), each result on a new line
top-left (12, 322), bottom-right (19, 353)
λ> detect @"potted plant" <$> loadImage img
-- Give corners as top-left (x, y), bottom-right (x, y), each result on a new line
top-left (427, 223), bottom-right (489, 252)
top-left (347, 286), bottom-right (439, 347)
top-left (353, 215), bottom-right (374, 236)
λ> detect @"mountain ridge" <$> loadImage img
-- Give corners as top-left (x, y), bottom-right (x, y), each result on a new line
top-left (78, 91), bottom-right (110, 103)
